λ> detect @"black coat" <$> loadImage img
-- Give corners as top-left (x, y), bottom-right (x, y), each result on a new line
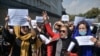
top-left (1, 28), bottom-right (15, 56)
top-left (54, 37), bottom-right (79, 56)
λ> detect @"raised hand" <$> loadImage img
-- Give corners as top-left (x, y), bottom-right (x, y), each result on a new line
top-left (27, 16), bottom-right (31, 22)
top-left (42, 11), bottom-right (48, 21)
top-left (4, 16), bottom-right (9, 29)
top-left (5, 16), bottom-right (9, 22)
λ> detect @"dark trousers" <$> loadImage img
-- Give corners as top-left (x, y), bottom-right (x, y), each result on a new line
top-left (95, 48), bottom-right (100, 56)
top-left (94, 47), bottom-right (100, 56)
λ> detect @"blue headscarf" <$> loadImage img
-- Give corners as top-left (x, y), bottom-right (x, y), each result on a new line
top-left (72, 20), bottom-right (92, 38)
top-left (72, 20), bottom-right (93, 56)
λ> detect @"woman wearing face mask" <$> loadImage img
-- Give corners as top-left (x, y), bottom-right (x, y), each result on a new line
top-left (72, 20), bottom-right (97, 56)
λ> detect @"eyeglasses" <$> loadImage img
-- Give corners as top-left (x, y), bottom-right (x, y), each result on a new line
top-left (59, 30), bottom-right (66, 33)
top-left (57, 25), bottom-right (61, 27)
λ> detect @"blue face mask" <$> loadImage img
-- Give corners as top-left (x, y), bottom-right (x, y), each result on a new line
top-left (79, 30), bottom-right (87, 36)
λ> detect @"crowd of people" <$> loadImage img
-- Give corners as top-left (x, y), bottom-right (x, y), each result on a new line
top-left (0, 11), bottom-right (100, 56)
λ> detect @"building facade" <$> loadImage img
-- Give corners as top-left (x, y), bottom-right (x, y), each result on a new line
top-left (0, 0), bottom-right (65, 25)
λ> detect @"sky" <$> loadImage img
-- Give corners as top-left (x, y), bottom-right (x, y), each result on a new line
top-left (62, 0), bottom-right (100, 15)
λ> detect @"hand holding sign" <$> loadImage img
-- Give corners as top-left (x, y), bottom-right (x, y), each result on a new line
top-left (90, 37), bottom-right (97, 43)
top-left (5, 16), bottom-right (9, 22)
top-left (36, 16), bottom-right (43, 23)
top-left (75, 36), bottom-right (94, 46)
top-left (27, 16), bottom-right (31, 22)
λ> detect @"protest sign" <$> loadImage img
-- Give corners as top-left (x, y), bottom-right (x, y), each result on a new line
top-left (8, 9), bottom-right (28, 26)
top-left (74, 16), bottom-right (85, 26)
top-left (61, 15), bottom-right (69, 21)
top-left (36, 16), bottom-right (43, 23)
top-left (75, 36), bottom-right (94, 46)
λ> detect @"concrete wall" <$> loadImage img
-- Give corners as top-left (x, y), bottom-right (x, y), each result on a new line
top-left (0, 8), bottom-right (7, 25)
top-left (0, 7), bottom-right (60, 26)
top-left (16, 0), bottom-right (63, 16)
top-left (0, 0), bottom-right (62, 26)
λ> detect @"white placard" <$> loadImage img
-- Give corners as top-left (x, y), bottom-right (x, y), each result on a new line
top-left (67, 41), bottom-right (75, 52)
top-left (31, 20), bottom-right (37, 28)
top-left (61, 15), bottom-right (69, 21)
top-left (36, 16), bottom-right (43, 23)
top-left (40, 34), bottom-right (52, 44)
top-left (8, 9), bottom-right (28, 26)
top-left (21, 21), bottom-right (29, 26)
top-left (85, 18), bottom-right (96, 25)
top-left (74, 16), bottom-right (85, 26)
top-left (75, 36), bottom-right (94, 46)
top-left (22, 20), bottom-right (37, 28)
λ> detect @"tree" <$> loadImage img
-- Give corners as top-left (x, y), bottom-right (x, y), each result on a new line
top-left (78, 13), bottom-right (84, 17)
top-left (69, 15), bottom-right (76, 21)
top-left (84, 8), bottom-right (100, 18)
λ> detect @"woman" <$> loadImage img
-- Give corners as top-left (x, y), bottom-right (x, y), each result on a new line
top-left (12, 17), bottom-right (36, 56)
top-left (1, 16), bottom-right (16, 56)
top-left (55, 25), bottom-right (79, 56)
top-left (53, 20), bottom-right (64, 33)
top-left (42, 11), bottom-right (60, 56)
top-left (72, 20), bottom-right (97, 56)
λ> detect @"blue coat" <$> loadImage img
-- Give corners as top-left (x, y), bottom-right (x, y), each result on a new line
top-left (72, 21), bottom-right (93, 56)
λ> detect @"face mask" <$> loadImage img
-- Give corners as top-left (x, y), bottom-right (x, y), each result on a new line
top-left (79, 30), bottom-right (87, 36)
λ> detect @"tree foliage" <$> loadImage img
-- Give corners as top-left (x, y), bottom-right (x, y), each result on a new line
top-left (68, 8), bottom-right (100, 21)
top-left (84, 8), bottom-right (100, 18)
top-left (69, 15), bottom-right (76, 21)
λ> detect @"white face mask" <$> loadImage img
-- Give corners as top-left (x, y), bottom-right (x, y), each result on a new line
top-left (9, 29), bottom-right (13, 33)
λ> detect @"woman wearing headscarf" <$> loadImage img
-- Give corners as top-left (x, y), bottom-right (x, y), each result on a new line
top-left (12, 16), bottom-right (37, 56)
top-left (72, 20), bottom-right (97, 56)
